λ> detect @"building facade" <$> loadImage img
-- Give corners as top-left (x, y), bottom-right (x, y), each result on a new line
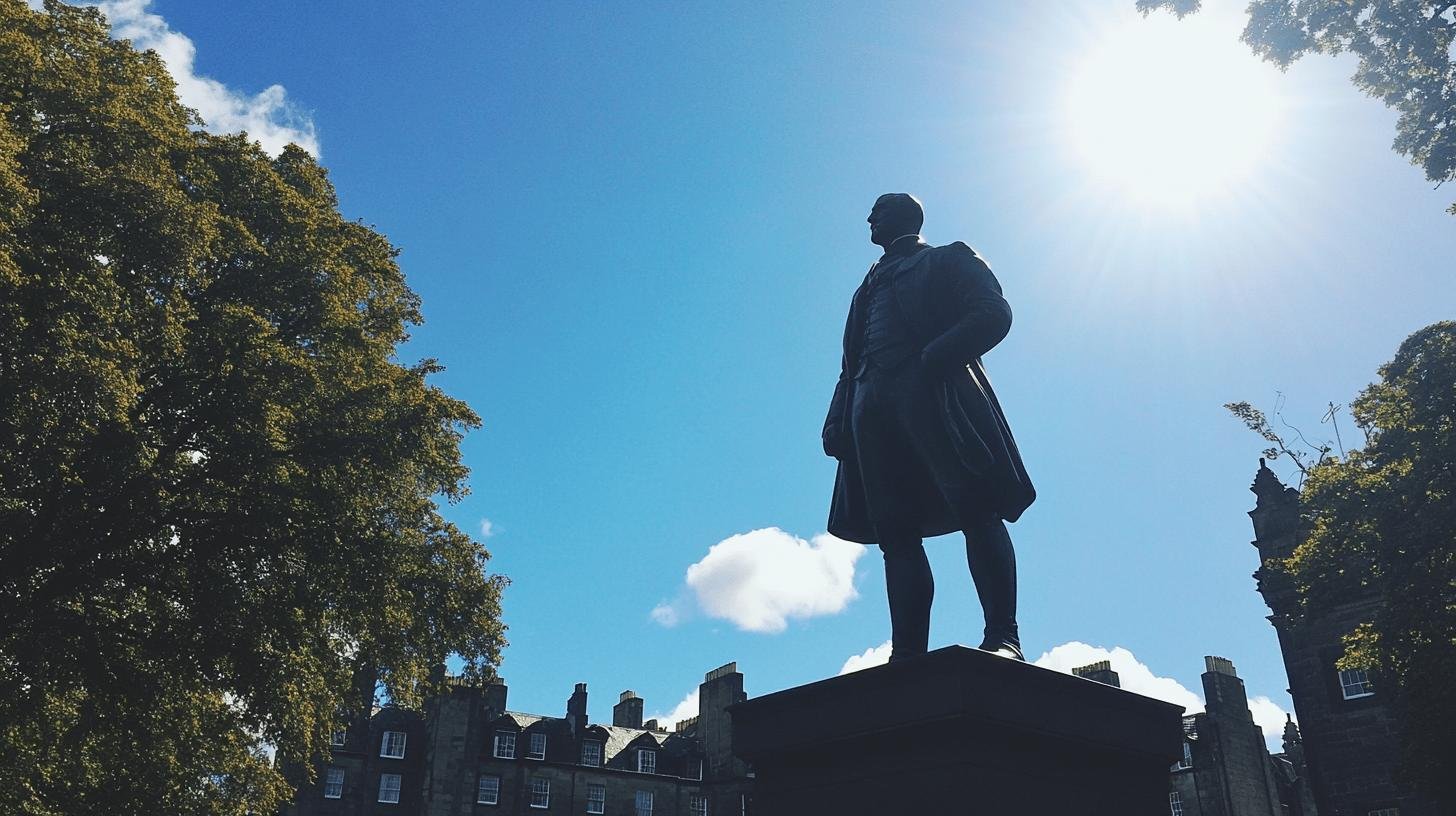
top-left (285, 663), bottom-right (752, 816)
top-left (1075, 655), bottom-right (1316, 816)
top-left (1247, 461), bottom-right (1437, 816)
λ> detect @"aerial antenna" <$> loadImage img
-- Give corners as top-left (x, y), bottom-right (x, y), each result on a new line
top-left (1321, 401), bottom-right (1346, 458)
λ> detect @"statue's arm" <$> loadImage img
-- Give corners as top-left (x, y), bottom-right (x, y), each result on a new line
top-left (822, 309), bottom-right (854, 458)
top-left (920, 242), bottom-right (1012, 372)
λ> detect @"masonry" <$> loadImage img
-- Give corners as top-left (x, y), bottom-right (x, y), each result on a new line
top-left (284, 663), bottom-right (752, 816)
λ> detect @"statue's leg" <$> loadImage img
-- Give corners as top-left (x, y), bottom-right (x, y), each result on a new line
top-left (964, 514), bottom-right (1020, 658)
top-left (878, 532), bottom-right (933, 661)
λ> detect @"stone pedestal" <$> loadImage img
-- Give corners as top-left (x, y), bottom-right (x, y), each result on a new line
top-left (731, 645), bottom-right (1184, 815)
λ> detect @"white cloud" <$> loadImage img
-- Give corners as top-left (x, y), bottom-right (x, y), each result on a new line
top-left (838, 640), bottom-right (893, 675)
top-left (1033, 641), bottom-right (1296, 751)
top-left (46, 0), bottom-right (319, 156)
top-left (1033, 641), bottom-right (1204, 714)
top-left (649, 689), bottom-right (699, 732)
top-left (673, 528), bottom-right (867, 634)
top-left (478, 518), bottom-right (496, 539)
top-left (649, 602), bottom-right (681, 627)
top-left (1249, 695), bottom-right (1293, 744)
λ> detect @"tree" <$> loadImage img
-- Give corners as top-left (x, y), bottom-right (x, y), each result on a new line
top-left (0, 2), bottom-right (506, 814)
top-left (1138, 0), bottom-right (1456, 214)
top-left (1229, 323), bottom-right (1456, 804)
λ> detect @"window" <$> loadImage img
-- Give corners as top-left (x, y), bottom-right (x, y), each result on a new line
top-left (740, 794), bottom-right (749, 816)
top-left (323, 767), bottom-right (344, 799)
top-left (586, 783), bottom-right (606, 815)
top-left (330, 729), bottom-right (347, 747)
top-left (1171, 741), bottom-right (1193, 770)
top-left (1169, 791), bottom-right (1183, 816)
top-left (378, 773), bottom-right (402, 804)
top-left (380, 730), bottom-right (406, 759)
top-left (689, 758), bottom-right (703, 780)
top-left (529, 777), bottom-right (550, 809)
top-left (1368, 810), bottom-right (1401, 816)
top-left (527, 732), bottom-right (547, 759)
top-left (581, 740), bottom-right (603, 766)
top-left (636, 749), bottom-right (656, 774)
top-left (1340, 667), bottom-right (1375, 699)
top-left (477, 775), bottom-right (500, 805)
top-left (634, 790), bottom-right (654, 816)
top-left (494, 730), bottom-right (517, 759)
top-left (690, 793), bottom-right (708, 816)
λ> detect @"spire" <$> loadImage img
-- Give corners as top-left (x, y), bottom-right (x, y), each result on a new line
top-left (1282, 713), bottom-right (1302, 749)
top-left (1251, 457), bottom-right (1292, 504)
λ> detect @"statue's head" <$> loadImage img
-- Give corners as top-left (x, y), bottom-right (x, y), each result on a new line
top-left (868, 193), bottom-right (924, 248)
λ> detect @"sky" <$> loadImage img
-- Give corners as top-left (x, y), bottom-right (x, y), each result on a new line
top-left (51, 0), bottom-right (1456, 750)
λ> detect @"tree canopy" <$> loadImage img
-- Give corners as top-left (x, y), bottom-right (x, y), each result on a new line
top-left (1232, 323), bottom-right (1456, 804)
top-left (0, 2), bottom-right (506, 814)
top-left (1138, 0), bottom-right (1456, 214)
top-left (1288, 322), bottom-right (1456, 803)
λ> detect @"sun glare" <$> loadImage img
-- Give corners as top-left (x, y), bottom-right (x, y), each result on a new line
top-left (1066, 11), bottom-right (1282, 206)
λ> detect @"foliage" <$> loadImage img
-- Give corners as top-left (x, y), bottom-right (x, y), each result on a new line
top-left (0, 2), bottom-right (506, 814)
top-left (1229, 324), bottom-right (1456, 803)
top-left (1224, 398), bottom-right (1333, 486)
top-left (1138, 0), bottom-right (1456, 214)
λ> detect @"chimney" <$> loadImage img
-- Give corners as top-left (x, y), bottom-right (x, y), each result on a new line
top-left (482, 681), bottom-right (508, 720)
top-left (613, 690), bottom-right (644, 728)
top-left (1072, 660), bottom-right (1121, 688)
top-left (566, 682), bottom-right (588, 734)
top-left (698, 662), bottom-right (748, 780)
top-left (1201, 656), bottom-right (1253, 720)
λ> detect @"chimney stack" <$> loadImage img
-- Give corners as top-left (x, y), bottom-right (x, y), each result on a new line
top-left (1072, 660), bottom-right (1122, 688)
top-left (566, 682), bottom-right (588, 734)
top-left (613, 690), bottom-right (644, 728)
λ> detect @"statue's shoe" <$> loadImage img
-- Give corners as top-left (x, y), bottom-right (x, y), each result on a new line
top-left (977, 640), bottom-right (1024, 661)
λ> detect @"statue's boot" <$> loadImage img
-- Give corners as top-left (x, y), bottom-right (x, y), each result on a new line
top-left (882, 538), bottom-right (933, 662)
top-left (966, 516), bottom-right (1022, 661)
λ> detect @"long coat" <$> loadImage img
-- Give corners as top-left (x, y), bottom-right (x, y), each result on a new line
top-left (823, 240), bottom-right (1035, 544)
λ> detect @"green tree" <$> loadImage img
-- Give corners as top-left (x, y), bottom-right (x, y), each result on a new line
top-left (1138, 0), bottom-right (1456, 214)
top-left (1229, 324), bottom-right (1456, 804)
top-left (0, 2), bottom-right (506, 814)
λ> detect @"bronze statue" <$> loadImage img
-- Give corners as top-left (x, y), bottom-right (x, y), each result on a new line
top-left (823, 193), bottom-right (1035, 661)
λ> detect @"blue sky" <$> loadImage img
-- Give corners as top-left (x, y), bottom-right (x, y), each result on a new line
top-left (74, 0), bottom-right (1456, 747)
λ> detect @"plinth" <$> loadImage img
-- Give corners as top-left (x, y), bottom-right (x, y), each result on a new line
top-left (731, 645), bottom-right (1183, 815)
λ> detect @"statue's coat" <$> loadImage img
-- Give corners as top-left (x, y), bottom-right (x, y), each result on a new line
top-left (824, 240), bottom-right (1035, 544)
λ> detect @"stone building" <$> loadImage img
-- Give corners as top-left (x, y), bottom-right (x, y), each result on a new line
top-left (285, 663), bottom-right (752, 816)
top-left (1075, 655), bottom-right (1315, 816)
top-left (1247, 461), bottom-right (1438, 816)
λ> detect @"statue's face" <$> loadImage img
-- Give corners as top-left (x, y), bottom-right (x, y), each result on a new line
top-left (867, 202), bottom-right (897, 247)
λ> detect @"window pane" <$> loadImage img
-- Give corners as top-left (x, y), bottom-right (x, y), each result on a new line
top-left (1340, 667), bottom-right (1374, 698)
top-left (378, 773), bottom-right (402, 803)
top-left (477, 775), bottom-right (500, 805)
top-left (381, 730), bottom-right (407, 759)
top-left (637, 749), bottom-right (656, 774)
top-left (587, 783), bottom-right (606, 815)
top-left (635, 790), bottom-right (654, 816)
top-left (582, 740), bottom-right (603, 766)
top-left (494, 731), bottom-right (516, 759)
top-left (324, 767), bottom-right (344, 799)
top-left (691, 793), bottom-right (708, 816)
top-left (528, 732), bottom-right (546, 759)
top-left (530, 777), bottom-right (550, 808)
top-left (330, 729), bottom-right (347, 747)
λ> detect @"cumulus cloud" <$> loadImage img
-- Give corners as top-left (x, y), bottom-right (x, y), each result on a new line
top-left (1033, 641), bottom-right (1296, 751)
top-left (1249, 695), bottom-right (1293, 744)
top-left (478, 518), bottom-right (496, 539)
top-left (838, 640), bottom-right (893, 675)
top-left (1033, 641), bottom-right (1205, 713)
top-left (649, 689), bottom-right (699, 732)
top-left (668, 528), bottom-right (866, 634)
top-left (34, 0), bottom-right (320, 156)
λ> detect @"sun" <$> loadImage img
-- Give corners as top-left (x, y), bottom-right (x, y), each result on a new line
top-left (1065, 10), bottom-right (1283, 206)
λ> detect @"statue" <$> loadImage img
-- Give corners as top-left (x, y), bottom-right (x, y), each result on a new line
top-left (823, 193), bottom-right (1035, 661)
